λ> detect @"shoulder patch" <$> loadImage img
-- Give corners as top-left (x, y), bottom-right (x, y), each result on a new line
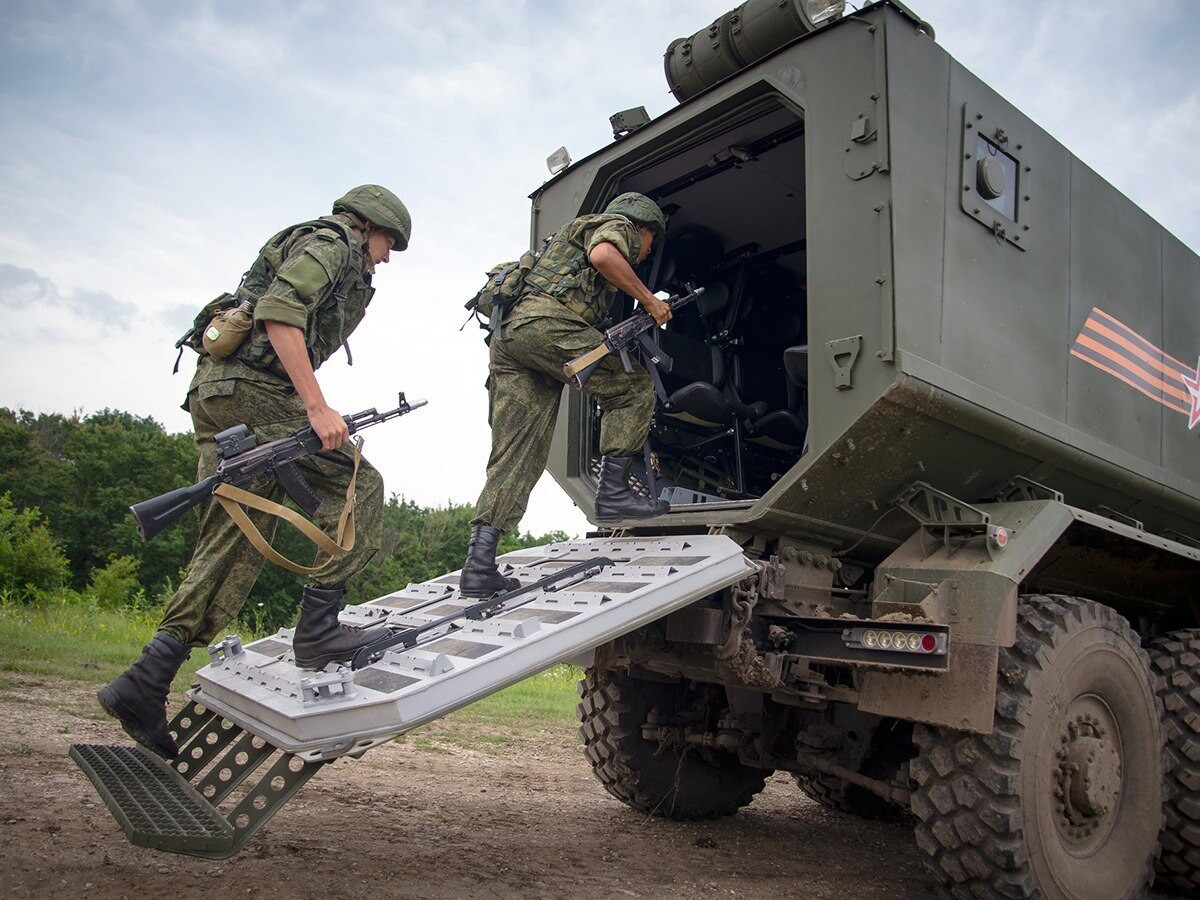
top-left (277, 251), bottom-right (332, 301)
top-left (287, 227), bottom-right (351, 275)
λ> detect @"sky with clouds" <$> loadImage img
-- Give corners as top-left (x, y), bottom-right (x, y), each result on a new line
top-left (1, 0), bottom-right (1197, 539)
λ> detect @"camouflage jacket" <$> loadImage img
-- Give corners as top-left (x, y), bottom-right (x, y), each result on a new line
top-left (513, 213), bottom-right (642, 328)
top-left (188, 213), bottom-right (374, 399)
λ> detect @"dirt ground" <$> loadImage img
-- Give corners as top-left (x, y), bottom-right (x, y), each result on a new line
top-left (0, 673), bottom-right (1175, 900)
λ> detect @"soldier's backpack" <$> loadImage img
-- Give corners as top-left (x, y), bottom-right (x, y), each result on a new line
top-left (173, 218), bottom-right (361, 372)
top-left (463, 248), bottom-right (539, 340)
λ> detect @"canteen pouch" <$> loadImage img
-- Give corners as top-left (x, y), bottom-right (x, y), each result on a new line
top-left (201, 299), bottom-right (254, 358)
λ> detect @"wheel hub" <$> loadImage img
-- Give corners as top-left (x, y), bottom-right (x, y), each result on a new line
top-left (1054, 711), bottom-right (1122, 843)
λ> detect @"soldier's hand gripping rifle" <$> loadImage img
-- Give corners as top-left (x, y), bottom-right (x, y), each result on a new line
top-left (562, 285), bottom-right (704, 391)
top-left (130, 393), bottom-right (428, 542)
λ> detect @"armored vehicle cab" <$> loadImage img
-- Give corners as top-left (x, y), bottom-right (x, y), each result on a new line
top-left (535, 2), bottom-right (1200, 897)
top-left (542, 4), bottom-right (1200, 549)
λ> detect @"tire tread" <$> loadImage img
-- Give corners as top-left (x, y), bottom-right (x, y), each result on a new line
top-left (575, 668), bottom-right (767, 821)
top-left (1149, 628), bottom-right (1200, 893)
top-left (910, 595), bottom-right (1159, 899)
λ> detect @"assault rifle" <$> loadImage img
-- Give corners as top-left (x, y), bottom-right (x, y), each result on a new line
top-left (130, 393), bottom-right (427, 542)
top-left (562, 285), bottom-right (704, 390)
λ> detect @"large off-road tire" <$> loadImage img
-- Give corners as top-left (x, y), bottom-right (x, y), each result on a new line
top-left (576, 668), bottom-right (769, 820)
top-left (794, 771), bottom-right (905, 822)
top-left (910, 595), bottom-right (1164, 899)
top-left (1149, 628), bottom-right (1200, 893)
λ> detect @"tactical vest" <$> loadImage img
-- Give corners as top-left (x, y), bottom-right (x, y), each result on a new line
top-left (177, 215), bottom-right (369, 376)
top-left (522, 213), bottom-right (638, 325)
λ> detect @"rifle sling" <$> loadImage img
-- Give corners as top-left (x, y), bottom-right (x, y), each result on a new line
top-left (637, 333), bottom-right (671, 405)
top-left (212, 441), bottom-right (361, 574)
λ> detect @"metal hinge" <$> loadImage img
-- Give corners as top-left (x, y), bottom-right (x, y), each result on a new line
top-left (894, 481), bottom-right (1010, 554)
top-left (995, 475), bottom-right (1063, 503)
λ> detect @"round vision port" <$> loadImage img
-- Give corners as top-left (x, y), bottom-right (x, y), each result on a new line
top-left (977, 157), bottom-right (1006, 200)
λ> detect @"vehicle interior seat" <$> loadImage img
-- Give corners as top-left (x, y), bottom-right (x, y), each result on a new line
top-left (656, 279), bottom-right (766, 426)
top-left (747, 344), bottom-right (808, 451)
top-left (650, 271), bottom-right (769, 496)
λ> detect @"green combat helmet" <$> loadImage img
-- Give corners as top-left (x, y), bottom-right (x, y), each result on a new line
top-left (604, 192), bottom-right (667, 236)
top-left (333, 185), bottom-right (412, 251)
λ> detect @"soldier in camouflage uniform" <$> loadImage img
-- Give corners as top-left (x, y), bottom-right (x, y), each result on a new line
top-left (461, 193), bottom-right (673, 598)
top-left (98, 185), bottom-right (412, 758)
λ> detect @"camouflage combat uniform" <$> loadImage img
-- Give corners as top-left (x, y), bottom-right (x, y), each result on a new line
top-left (157, 214), bottom-right (383, 646)
top-left (472, 214), bottom-right (656, 534)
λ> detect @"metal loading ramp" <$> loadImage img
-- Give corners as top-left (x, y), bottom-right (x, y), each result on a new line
top-left (72, 535), bottom-right (754, 858)
top-left (195, 534), bottom-right (753, 759)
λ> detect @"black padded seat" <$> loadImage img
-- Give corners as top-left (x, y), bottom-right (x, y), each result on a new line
top-left (748, 345), bottom-right (808, 450)
top-left (657, 329), bottom-right (766, 426)
top-left (652, 305), bottom-right (764, 496)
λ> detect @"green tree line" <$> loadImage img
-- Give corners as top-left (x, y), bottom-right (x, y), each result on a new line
top-left (0, 407), bottom-right (567, 631)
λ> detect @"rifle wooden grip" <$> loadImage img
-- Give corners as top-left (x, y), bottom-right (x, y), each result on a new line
top-left (563, 343), bottom-right (612, 381)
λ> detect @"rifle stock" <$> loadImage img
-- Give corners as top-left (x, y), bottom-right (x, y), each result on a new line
top-left (563, 343), bottom-right (613, 386)
top-left (130, 474), bottom-right (219, 541)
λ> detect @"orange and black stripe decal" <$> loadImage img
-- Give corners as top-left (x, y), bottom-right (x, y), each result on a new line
top-left (1070, 307), bottom-right (1197, 421)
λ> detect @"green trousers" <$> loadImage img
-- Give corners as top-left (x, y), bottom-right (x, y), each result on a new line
top-left (157, 375), bottom-right (382, 647)
top-left (472, 314), bottom-right (656, 534)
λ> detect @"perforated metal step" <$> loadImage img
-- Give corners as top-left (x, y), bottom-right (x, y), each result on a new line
top-left (70, 743), bottom-right (233, 856)
top-left (71, 700), bottom-right (325, 859)
top-left (74, 535), bottom-right (754, 859)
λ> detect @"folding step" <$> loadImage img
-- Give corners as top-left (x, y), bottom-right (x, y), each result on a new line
top-left (70, 700), bottom-right (324, 859)
top-left (194, 534), bottom-right (756, 759)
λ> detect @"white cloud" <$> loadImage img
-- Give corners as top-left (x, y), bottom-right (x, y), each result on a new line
top-left (0, 264), bottom-right (137, 336)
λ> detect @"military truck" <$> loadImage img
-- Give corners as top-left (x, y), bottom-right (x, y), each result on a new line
top-left (71, 2), bottom-right (1198, 898)
top-left (539, 1), bottom-right (1200, 897)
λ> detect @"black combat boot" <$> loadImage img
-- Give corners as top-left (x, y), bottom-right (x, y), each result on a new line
top-left (292, 584), bottom-right (388, 670)
top-left (595, 455), bottom-right (671, 524)
top-left (97, 632), bottom-right (190, 758)
top-left (459, 525), bottom-right (521, 599)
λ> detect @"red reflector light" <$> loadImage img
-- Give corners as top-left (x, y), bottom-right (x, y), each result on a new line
top-left (921, 634), bottom-right (937, 652)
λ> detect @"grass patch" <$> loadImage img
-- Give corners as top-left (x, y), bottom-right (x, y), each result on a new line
top-left (0, 601), bottom-right (162, 683)
top-left (0, 600), bottom-right (261, 691)
top-left (409, 737), bottom-right (452, 754)
top-left (453, 664), bottom-right (582, 727)
top-left (0, 600), bottom-right (585, 740)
